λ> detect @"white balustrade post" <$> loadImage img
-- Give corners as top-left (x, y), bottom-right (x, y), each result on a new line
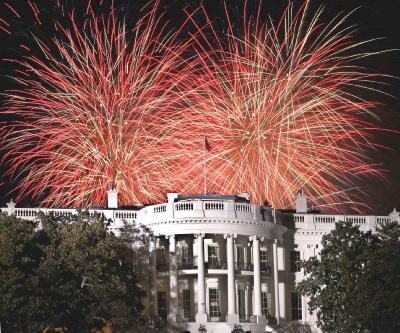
top-left (195, 234), bottom-right (208, 323)
top-left (225, 233), bottom-right (239, 323)
top-left (167, 235), bottom-right (178, 322)
top-left (251, 236), bottom-right (266, 324)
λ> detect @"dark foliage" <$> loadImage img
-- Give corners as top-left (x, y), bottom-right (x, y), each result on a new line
top-left (0, 212), bottom-right (146, 332)
top-left (297, 220), bottom-right (400, 333)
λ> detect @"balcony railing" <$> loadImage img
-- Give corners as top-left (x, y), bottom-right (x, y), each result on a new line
top-left (158, 258), bottom-right (272, 275)
top-left (206, 260), bottom-right (227, 269)
top-left (261, 265), bottom-right (272, 276)
top-left (178, 259), bottom-right (197, 269)
top-left (235, 262), bottom-right (254, 271)
top-left (209, 314), bottom-right (226, 322)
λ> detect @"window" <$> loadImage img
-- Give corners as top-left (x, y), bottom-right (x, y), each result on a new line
top-left (157, 291), bottom-right (167, 319)
top-left (208, 245), bottom-right (220, 268)
top-left (178, 243), bottom-right (191, 266)
top-left (291, 292), bottom-right (302, 320)
top-left (238, 289), bottom-right (246, 319)
top-left (156, 247), bottom-right (167, 271)
top-left (260, 249), bottom-right (269, 272)
top-left (209, 288), bottom-right (221, 318)
top-left (182, 289), bottom-right (191, 319)
top-left (261, 291), bottom-right (271, 317)
top-left (290, 250), bottom-right (301, 272)
top-left (156, 248), bottom-right (166, 264)
top-left (236, 246), bottom-right (245, 269)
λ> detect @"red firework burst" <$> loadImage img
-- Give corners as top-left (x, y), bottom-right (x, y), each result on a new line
top-left (0, 0), bottom-right (390, 211)
top-left (172, 1), bottom-right (387, 210)
top-left (0, 1), bottom-right (191, 207)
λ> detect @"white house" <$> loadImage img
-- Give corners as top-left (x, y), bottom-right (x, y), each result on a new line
top-left (2, 189), bottom-right (399, 333)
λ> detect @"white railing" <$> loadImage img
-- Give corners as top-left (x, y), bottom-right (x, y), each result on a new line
top-left (235, 203), bottom-right (253, 213)
top-left (14, 208), bottom-right (38, 218)
top-left (294, 215), bottom-right (304, 223)
top-left (153, 204), bottom-right (167, 213)
top-left (204, 202), bottom-right (224, 210)
top-left (376, 216), bottom-right (390, 224)
top-left (344, 216), bottom-right (366, 224)
top-left (115, 210), bottom-right (137, 220)
top-left (175, 202), bottom-right (193, 211)
top-left (314, 215), bottom-right (336, 223)
top-left (46, 209), bottom-right (75, 217)
top-left (286, 213), bottom-right (387, 230)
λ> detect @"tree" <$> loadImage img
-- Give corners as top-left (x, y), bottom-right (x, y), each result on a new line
top-left (0, 214), bottom-right (46, 332)
top-left (358, 221), bottom-right (400, 333)
top-left (297, 220), bottom-right (400, 333)
top-left (0, 211), bottom-right (146, 332)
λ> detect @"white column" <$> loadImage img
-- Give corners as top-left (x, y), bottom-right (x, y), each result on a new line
top-left (245, 285), bottom-right (250, 321)
top-left (195, 234), bottom-right (208, 323)
top-left (149, 237), bottom-right (158, 319)
top-left (235, 283), bottom-right (239, 316)
top-left (168, 235), bottom-right (178, 322)
top-left (225, 233), bottom-right (239, 323)
top-left (251, 236), bottom-right (266, 324)
top-left (273, 239), bottom-right (280, 323)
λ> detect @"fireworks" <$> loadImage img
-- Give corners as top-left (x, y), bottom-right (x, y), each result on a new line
top-left (0, 1), bottom-right (389, 210)
top-left (173, 1), bottom-right (386, 209)
top-left (0, 0), bottom-right (191, 207)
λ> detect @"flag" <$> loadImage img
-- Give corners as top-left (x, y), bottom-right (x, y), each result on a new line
top-left (204, 136), bottom-right (211, 152)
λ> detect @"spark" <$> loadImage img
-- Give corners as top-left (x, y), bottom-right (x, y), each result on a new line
top-left (1, 0), bottom-right (192, 207)
top-left (173, 1), bottom-right (387, 211)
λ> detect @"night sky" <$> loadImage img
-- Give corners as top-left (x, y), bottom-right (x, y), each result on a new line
top-left (0, 0), bottom-right (400, 214)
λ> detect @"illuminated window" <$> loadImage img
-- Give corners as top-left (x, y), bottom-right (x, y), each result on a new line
top-left (261, 292), bottom-right (271, 317)
top-left (208, 245), bottom-right (220, 268)
top-left (209, 288), bottom-right (221, 318)
top-left (260, 249), bottom-right (269, 272)
top-left (236, 246), bottom-right (245, 269)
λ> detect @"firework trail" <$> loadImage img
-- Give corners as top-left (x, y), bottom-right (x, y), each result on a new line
top-left (0, 0), bottom-right (191, 207)
top-left (0, 0), bottom-right (390, 210)
top-left (174, 1), bottom-right (387, 210)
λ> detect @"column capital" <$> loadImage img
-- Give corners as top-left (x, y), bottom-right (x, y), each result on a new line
top-left (223, 233), bottom-right (237, 239)
top-left (249, 235), bottom-right (264, 242)
top-left (165, 234), bottom-right (175, 240)
top-left (194, 233), bottom-right (205, 239)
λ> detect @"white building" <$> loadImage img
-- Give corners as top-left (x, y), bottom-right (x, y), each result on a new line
top-left (1, 189), bottom-right (399, 333)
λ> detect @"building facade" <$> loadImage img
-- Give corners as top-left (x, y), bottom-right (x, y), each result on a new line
top-left (1, 189), bottom-right (399, 333)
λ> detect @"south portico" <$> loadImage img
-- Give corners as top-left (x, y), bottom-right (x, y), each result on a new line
top-left (143, 192), bottom-right (287, 333)
top-left (148, 232), bottom-right (286, 333)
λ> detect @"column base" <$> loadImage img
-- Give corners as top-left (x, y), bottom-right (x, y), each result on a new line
top-left (167, 313), bottom-right (177, 323)
top-left (254, 315), bottom-right (266, 325)
top-left (195, 312), bottom-right (208, 323)
top-left (226, 313), bottom-right (239, 324)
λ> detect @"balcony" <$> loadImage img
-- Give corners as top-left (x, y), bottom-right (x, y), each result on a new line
top-left (206, 260), bottom-right (227, 270)
top-left (261, 264), bottom-right (272, 277)
top-left (235, 261), bottom-right (254, 271)
top-left (178, 258), bottom-right (197, 270)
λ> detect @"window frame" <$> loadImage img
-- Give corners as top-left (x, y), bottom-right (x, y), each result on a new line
top-left (209, 288), bottom-right (222, 318)
top-left (291, 291), bottom-right (302, 320)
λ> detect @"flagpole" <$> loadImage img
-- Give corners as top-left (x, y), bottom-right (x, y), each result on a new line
top-left (204, 136), bottom-right (207, 194)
